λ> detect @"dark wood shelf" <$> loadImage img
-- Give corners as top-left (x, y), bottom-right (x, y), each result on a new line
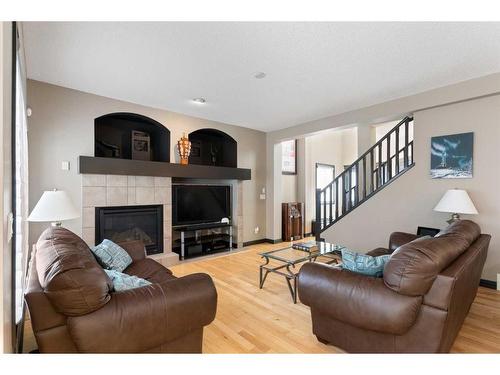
top-left (78, 156), bottom-right (251, 180)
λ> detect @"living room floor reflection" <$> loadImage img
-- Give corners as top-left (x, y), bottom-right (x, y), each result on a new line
top-left (23, 239), bottom-right (500, 353)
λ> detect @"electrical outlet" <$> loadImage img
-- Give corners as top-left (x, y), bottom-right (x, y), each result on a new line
top-left (254, 226), bottom-right (260, 234)
top-left (259, 194), bottom-right (266, 200)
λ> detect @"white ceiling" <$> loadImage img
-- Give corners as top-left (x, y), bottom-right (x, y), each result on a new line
top-left (23, 22), bottom-right (500, 132)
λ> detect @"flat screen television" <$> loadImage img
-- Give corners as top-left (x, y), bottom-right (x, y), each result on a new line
top-left (172, 184), bottom-right (231, 226)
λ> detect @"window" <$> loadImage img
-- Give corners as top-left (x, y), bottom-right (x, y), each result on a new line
top-left (12, 22), bottom-right (29, 353)
top-left (316, 163), bottom-right (335, 225)
top-left (316, 163), bottom-right (335, 190)
top-left (281, 139), bottom-right (297, 174)
top-left (344, 165), bottom-right (357, 207)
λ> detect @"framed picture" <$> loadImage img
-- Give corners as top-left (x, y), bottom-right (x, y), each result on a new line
top-left (430, 132), bottom-right (473, 179)
top-left (282, 139), bottom-right (297, 175)
top-left (131, 130), bottom-right (151, 161)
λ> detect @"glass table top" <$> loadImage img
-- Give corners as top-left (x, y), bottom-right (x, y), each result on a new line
top-left (260, 241), bottom-right (345, 265)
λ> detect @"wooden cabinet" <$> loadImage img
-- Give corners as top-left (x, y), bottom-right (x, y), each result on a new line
top-left (282, 202), bottom-right (303, 241)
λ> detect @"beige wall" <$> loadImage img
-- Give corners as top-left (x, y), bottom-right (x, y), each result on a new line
top-left (27, 80), bottom-right (267, 245)
top-left (303, 128), bottom-right (358, 234)
top-left (266, 73), bottom-right (500, 240)
top-left (341, 128), bottom-right (358, 165)
top-left (281, 174), bottom-right (297, 203)
top-left (373, 120), bottom-right (401, 142)
top-left (323, 94), bottom-right (500, 281)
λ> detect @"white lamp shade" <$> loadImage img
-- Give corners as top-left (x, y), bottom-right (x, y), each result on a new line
top-left (433, 189), bottom-right (478, 215)
top-left (28, 190), bottom-right (80, 222)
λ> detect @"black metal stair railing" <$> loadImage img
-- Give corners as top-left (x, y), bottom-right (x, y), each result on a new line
top-left (315, 116), bottom-right (414, 238)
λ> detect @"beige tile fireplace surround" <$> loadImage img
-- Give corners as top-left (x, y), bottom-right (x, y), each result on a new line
top-left (81, 173), bottom-right (244, 266)
top-left (81, 174), bottom-right (177, 265)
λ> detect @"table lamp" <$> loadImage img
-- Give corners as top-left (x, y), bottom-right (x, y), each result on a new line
top-left (28, 189), bottom-right (80, 227)
top-left (433, 189), bottom-right (478, 224)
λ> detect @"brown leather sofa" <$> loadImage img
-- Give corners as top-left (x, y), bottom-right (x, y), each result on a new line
top-left (298, 220), bottom-right (490, 353)
top-left (25, 227), bottom-right (217, 353)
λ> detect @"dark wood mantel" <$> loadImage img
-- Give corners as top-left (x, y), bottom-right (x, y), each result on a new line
top-left (78, 156), bottom-right (251, 180)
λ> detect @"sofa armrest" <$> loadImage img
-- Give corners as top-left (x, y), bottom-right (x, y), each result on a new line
top-left (389, 232), bottom-right (419, 251)
top-left (66, 273), bottom-right (217, 353)
top-left (298, 262), bottom-right (422, 335)
top-left (117, 240), bottom-right (146, 262)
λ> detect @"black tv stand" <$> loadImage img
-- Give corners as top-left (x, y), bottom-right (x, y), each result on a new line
top-left (173, 222), bottom-right (233, 260)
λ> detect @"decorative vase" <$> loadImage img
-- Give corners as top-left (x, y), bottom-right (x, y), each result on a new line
top-left (177, 133), bottom-right (191, 165)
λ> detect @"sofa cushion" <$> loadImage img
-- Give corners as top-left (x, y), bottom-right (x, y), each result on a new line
top-left (435, 219), bottom-right (481, 243)
top-left (91, 239), bottom-right (133, 272)
top-left (384, 221), bottom-right (480, 296)
top-left (36, 227), bottom-right (112, 316)
top-left (124, 258), bottom-right (176, 283)
top-left (104, 269), bottom-right (151, 291)
top-left (341, 249), bottom-right (391, 277)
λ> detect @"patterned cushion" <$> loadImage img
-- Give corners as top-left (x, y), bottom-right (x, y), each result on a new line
top-left (104, 269), bottom-right (151, 292)
top-left (91, 239), bottom-right (133, 272)
top-left (341, 248), bottom-right (391, 277)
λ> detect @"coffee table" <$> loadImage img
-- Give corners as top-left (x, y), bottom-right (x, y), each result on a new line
top-left (259, 241), bottom-right (344, 303)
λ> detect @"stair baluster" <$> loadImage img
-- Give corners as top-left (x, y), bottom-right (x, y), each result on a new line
top-left (315, 116), bottom-right (414, 240)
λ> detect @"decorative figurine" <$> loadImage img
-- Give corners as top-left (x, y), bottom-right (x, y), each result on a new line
top-left (177, 133), bottom-right (192, 165)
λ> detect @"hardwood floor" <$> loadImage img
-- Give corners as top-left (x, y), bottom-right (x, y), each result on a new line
top-left (24, 240), bottom-right (500, 353)
top-left (168, 241), bottom-right (339, 353)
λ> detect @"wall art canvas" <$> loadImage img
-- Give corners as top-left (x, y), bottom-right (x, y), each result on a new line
top-left (281, 139), bottom-right (297, 174)
top-left (430, 132), bottom-right (473, 179)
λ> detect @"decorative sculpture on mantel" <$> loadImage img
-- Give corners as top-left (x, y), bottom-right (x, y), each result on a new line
top-left (210, 144), bottom-right (219, 165)
top-left (177, 133), bottom-right (192, 165)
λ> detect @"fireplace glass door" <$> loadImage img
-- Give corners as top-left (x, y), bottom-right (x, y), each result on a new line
top-left (95, 205), bottom-right (163, 255)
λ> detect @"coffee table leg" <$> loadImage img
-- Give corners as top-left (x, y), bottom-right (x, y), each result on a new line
top-left (259, 267), bottom-right (269, 288)
top-left (285, 265), bottom-right (298, 304)
top-left (259, 258), bottom-right (270, 289)
top-left (285, 276), bottom-right (294, 299)
top-left (259, 266), bottom-right (262, 288)
top-left (284, 276), bottom-right (298, 303)
top-left (293, 276), bottom-right (297, 303)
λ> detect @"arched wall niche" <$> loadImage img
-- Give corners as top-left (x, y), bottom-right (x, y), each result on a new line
top-left (94, 112), bottom-right (170, 162)
top-left (188, 128), bottom-right (237, 168)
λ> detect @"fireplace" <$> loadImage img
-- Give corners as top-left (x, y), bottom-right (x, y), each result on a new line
top-left (95, 205), bottom-right (164, 255)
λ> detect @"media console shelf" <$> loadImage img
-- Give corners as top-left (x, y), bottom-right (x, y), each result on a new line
top-left (173, 222), bottom-right (233, 260)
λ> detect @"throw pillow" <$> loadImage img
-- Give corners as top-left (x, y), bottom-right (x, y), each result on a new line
top-left (104, 269), bottom-right (151, 292)
top-left (341, 248), bottom-right (391, 277)
top-left (91, 239), bottom-right (133, 272)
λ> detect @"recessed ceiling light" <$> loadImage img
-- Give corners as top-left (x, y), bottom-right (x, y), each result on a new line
top-left (254, 72), bottom-right (266, 79)
top-left (192, 97), bottom-right (206, 104)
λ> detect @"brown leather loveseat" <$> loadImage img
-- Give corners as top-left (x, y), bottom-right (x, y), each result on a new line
top-left (298, 220), bottom-right (490, 353)
top-left (25, 227), bottom-right (218, 353)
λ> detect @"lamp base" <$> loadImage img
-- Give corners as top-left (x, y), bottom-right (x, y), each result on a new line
top-left (446, 213), bottom-right (461, 225)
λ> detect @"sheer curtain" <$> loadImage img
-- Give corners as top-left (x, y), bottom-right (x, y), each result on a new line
top-left (14, 31), bottom-right (29, 325)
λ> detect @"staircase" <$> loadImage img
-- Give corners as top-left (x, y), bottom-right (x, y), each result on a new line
top-left (315, 117), bottom-right (414, 239)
